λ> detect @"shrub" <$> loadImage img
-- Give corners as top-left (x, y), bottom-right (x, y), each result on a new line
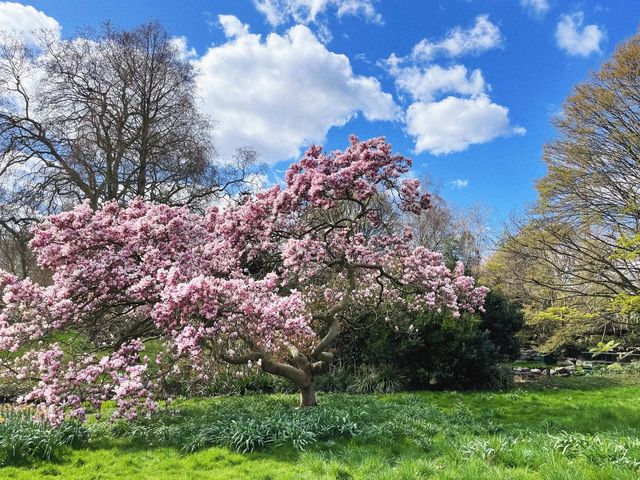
top-left (485, 364), bottom-right (515, 390)
top-left (479, 291), bottom-right (524, 357)
top-left (314, 363), bottom-right (357, 393)
top-left (332, 299), bottom-right (522, 391)
top-left (162, 364), bottom-right (296, 398)
top-left (346, 364), bottom-right (407, 394)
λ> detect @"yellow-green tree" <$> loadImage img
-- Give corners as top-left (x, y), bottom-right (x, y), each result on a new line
top-left (484, 32), bottom-right (640, 353)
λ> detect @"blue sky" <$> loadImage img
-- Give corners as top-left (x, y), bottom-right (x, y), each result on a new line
top-left (2, 0), bottom-right (640, 230)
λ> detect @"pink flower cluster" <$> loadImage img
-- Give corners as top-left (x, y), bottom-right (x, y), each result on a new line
top-left (0, 136), bottom-right (488, 424)
top-left (5, 340), bottom-right (155, 425)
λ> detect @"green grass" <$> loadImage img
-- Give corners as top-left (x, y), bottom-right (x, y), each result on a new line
top-left (2, 375), bottom-right (640, 479)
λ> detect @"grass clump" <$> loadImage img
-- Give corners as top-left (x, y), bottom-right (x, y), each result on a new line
top-left (0, 406), bottom-right (88, 465)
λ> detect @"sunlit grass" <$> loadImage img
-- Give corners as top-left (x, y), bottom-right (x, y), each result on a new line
top-left (2, 375), bottom-right (639, 479)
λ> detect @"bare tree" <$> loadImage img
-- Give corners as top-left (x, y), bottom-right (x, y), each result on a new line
top-left (0, 22), bottom-right (251, 276)
top-left (408, 178), bottom-right (488, 274)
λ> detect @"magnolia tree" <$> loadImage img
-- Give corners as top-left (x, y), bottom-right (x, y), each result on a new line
top-left (0, 137), bottom-right (488, 424)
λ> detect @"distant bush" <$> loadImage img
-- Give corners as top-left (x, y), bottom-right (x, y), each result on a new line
top-left (409, 312), bottom-right (505, 389)
top-left (479, 291), bottom-right (525, 357)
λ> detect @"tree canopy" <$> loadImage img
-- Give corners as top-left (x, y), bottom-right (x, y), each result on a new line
top-left (485, 31), bottom-right (640, 353)
top-left (0, 136), bottom-right (488, 422)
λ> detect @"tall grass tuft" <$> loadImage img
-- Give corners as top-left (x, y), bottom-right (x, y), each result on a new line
top-left (0, 405), bottom-right (88, 465)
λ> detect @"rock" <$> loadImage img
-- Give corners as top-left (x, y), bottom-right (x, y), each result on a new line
top-left (531, 368), bottom-right (541, 374)
top-left (557, 359), bottom-right (574, 366)
top-left (576, 360), bottom-right (593, 368)
top-left (518, 350), bottom-right (542, 362)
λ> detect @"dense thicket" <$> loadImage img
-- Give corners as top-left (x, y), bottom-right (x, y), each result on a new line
top-left (331, 290), bottom-right (522, 391)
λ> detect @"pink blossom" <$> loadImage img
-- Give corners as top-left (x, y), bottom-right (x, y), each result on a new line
top-left (0, 136), bottom-right (487, 422)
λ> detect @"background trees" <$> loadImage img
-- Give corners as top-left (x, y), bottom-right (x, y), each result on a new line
top-left (408, 182), bottom-right (487, 275)
top-left (484, 32), bottom-right (640, 354)
top-left (0, 22), bottom-right (249, 278)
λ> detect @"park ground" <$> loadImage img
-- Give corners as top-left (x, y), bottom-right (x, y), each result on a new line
top-left (2, 374), bottom-right (640, 480)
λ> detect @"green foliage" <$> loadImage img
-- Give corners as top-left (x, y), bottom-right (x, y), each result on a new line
top-left (345, 364), bottom-right (407, 394)
top-left (313, 363), bottom-right (358, 393)
top-left (589, 340), bottom-right (622, 357)
top-left (94, 396), bottom-right (363, 453)
top-left (551, 431), bottom-right (640, 468)
top-left (484, 364), bottom-right (516, 390)
top-left (408, 312), bottom-right (503, 389)
top-left (610, 293), bottom-right (640, 316)
top-left (333, 303), bottom-right (521, 391)
top-left (162, 365), bottom-right (297, 398)
top-left (91, 394), bottom-right (493, 454)
top-left (610, 233), bottom-right (640, 261)
top-left (526, 306), bottom-right (599, 356)
top-left (0, 407), bottom-right (88, 465)
top-left (479, 291), bottom-right (525, 357)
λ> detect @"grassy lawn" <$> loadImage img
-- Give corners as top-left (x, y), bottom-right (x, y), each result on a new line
top-left (2, 375), bottom-right (640, 479)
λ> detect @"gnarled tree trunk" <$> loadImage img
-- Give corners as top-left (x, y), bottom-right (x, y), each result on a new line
top-left (299, 380), bottom-right (316, 407)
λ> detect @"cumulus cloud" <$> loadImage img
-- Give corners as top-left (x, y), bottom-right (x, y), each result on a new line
top-left (520, 0), bottom-right (550, 18)
top-left (219, 14), bottom-right (251, 38)
top-left (555, 12), bottom-right (604, 57)
top-left (406, 95), bottom-right (525, 155)
top-left (0, 1), bottom-right (60, 44)
top-left (450, 179), bottom-right (469, 189)
top-left (253, 0), bottom-right (382, 27)
top-left (411, 14), bottom-right (502, 61)
top-left (170, 36), bottom-right (197, 61)
top-left (384, 15), bottom-right (521, 155)
top-left (196, 15), bottom-right (399, 163)
top-left (393, 64), bottom-right (486, 103)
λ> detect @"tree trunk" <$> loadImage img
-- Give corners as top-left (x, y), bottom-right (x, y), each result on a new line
top-left (299, 381), bottom-right (317, 407)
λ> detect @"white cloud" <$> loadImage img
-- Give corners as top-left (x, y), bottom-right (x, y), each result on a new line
top-left (450, 179), bottom-right (469, 189)
top-left (196, 16), bottom-right (399, 163)
top-left (385, 15), bottom-right (521, 155)
top-left (0, 1), bottom-right (60, 44)
top-left (406, 95), bottom-right (525, 155)
top-left (253, 0), bottom-right (382, 27)
top-left (393, 64), bottom-right (486, 102)
top-left (170, 36), bottom-right (197, 61)
top-left (555, 12), bottom-right (604, 57)
top-left (411, 14), bottom-right (501, 61)
top-left (219, 14), bottom-right (251, 38)
top-left (520, 0), bottom-right (550, 18)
